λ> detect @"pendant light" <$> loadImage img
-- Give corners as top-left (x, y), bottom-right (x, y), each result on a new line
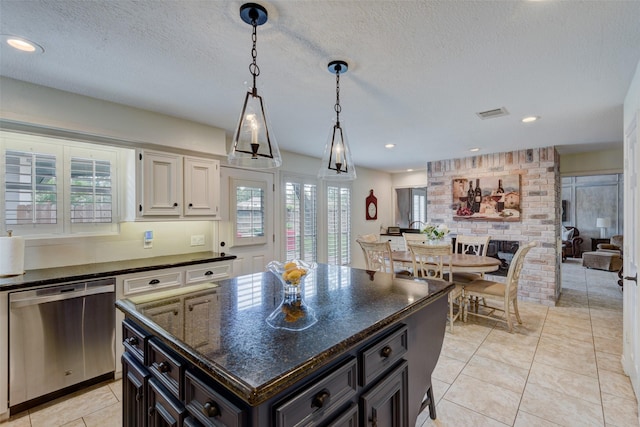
top-left (318, 60), bottom-right (356, 180)
top-left (228, 3), bottom-right (282, 169)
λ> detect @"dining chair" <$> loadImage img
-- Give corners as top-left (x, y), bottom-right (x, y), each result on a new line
top-left (402, 232), bottom-right (428, 249)
top-left (462, 241), bottom-right (537, 333)
top-left (357, 240), bottom-right (396, 273)
top-left (452, 235), bottom-right (491, 283)
top-left (407, 242), bottom-right (463, 333)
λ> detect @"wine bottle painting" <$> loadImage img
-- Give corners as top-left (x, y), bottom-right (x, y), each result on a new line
top-left (452, 175), bottom-right (521, 221)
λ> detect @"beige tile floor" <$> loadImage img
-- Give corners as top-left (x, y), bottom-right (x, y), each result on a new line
top-left (2, 259), bottom-right (637, 427)
top-left (417, 258), bottom-right (638, 427)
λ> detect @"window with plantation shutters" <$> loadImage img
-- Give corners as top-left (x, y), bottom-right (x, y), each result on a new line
top-left (1, 130), bottom-right (126, 236)
top-left (4, 150), bottom-right (58, 226)
top-left (284, 177), bottom-right (317, 262)
top-left (327, 183), bottom-right (351, 265)
top-left (70, 157), bottom-right (112, 223)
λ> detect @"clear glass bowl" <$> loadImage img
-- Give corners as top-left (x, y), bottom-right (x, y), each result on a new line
top-left (265, 260), bottom-right (317, 331)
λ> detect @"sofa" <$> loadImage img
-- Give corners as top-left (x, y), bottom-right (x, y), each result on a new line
top-left (561, 226), bottom-right (584, 261)
top-left (582, 235), bottom-right (623, 272)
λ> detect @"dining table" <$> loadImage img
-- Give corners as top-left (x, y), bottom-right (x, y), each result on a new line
top-left (391, 251), bottom-right (502, 274)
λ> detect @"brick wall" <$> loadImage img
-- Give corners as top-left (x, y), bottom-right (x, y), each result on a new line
top-left (427, 147), bottom-right (561, 306)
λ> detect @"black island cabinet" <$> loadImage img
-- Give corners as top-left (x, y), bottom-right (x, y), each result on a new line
top-left (116, 264), bottom-right (452, 427)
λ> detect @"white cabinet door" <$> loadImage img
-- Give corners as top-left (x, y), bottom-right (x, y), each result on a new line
top-left (139, 150), bottom-right (182, 216)
top-left (183, 156), bottom-right (220, 217)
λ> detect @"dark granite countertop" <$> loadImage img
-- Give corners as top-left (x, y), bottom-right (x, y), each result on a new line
top-left (0, 252), bottom-right (236, 291)
top-left (116, 264), bottom-right (453, 405)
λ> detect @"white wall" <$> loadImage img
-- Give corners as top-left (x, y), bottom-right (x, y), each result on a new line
top-left (560, 148), bottom-right (624, 175)
top-left (0, 77), bottom-right (227, 155)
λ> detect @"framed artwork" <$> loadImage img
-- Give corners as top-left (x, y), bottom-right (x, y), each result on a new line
top-left (452, 175), bottom-right (521, 221)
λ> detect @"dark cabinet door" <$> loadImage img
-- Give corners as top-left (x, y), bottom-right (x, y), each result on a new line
top-left (122, 352), bottom-right (151, 427)
top-left (360, 361), bottom-right (408, 427)
top-left (148, 377), bottom-right (187, 427)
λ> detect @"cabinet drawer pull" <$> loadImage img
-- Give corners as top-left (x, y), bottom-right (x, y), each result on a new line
top-left (158, 361), bottom-right (171, 373)
top-left (311, 390), bottom-right (330, 409)
top-left (202, 401), bottom-right (220, 418)
top-left (205, 270), bottom-right (213, 276)
top-left (148, 406), bottom-right (155, 416)
top-left (125, 336), bottom-right (138, 346)
top-left (149, 279), bottom-right (160, 285)
top-left (380, 345), bottom-right (393, 358)
top-left (135, 391), bottom-right (142, 402)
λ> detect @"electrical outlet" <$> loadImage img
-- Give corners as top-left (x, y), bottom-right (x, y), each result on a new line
top-left (191, 235), bottom-right (205, 246)
top-left (144, 230), bottom-right (153, 249)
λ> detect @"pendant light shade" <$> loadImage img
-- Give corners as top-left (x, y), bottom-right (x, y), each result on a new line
top-left (318, 60), bottom-right (356, 181)
top-left (228, 3), bottom-right (282, 169)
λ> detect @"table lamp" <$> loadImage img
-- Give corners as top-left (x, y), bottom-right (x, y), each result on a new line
top-left (596, 217), bottom-right (611, 239)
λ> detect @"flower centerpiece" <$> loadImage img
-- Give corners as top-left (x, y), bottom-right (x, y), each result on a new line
top-left (265, 260), bottom-right (317, 331)
top-left (421, 223), bottom-right (450, 242)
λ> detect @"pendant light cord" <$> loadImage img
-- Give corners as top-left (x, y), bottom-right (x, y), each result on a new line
top-left (334, 67), bottom-right (341, 125)
top-left (249, 18), bottom-right (260, 95)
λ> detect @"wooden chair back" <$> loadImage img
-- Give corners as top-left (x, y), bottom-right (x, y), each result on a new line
top-left (504, 241), bottom-right (537, 299)
top-left (454, 235), bottom-right (490, 256)
top-left (403, 232), bottom-right (428, 250)
top-left (407, 243), bottom-right (452, 282)
top-left (357, 240), bottom-right (395, 273)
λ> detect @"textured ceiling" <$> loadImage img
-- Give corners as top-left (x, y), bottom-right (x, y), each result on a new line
top-left (1, 0), bottom-right (639, 173)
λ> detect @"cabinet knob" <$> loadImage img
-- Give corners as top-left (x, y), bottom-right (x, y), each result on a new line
top-left (173, 202), bottom-right (178, 207)
top-left (202, 401), bottom-right (220, 418)
top-left (380, 346), bottom-right (393, 358)
top-left (158, 361), bottom-right (170, 373)
top-left (148, 406), bottom-right (155, 417)
top-left (311, 390), bottom-right (330, 409)
top-left (188, 203), bottom-right (193, 208)
top-left (125, 336), bottom-right (138, 346)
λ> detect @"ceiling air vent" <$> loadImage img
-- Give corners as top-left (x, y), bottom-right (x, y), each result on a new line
top-left (476, 107), bottom-right (509, 120)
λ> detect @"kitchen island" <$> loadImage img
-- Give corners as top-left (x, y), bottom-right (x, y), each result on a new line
top-left (116, 264), bottom-right (452, 426)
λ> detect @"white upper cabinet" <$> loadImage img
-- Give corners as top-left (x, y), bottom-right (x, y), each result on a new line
top-left (137, 150), bottom-right (220, 219)
top-left (183, 156), bottom-right (220, 217)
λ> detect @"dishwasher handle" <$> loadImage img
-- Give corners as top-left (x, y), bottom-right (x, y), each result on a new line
top-left (10, 285), bottom-right (114, 309)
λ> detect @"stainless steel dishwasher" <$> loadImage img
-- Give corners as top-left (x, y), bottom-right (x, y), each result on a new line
top-left (9, 277), bottom-right (115, 409)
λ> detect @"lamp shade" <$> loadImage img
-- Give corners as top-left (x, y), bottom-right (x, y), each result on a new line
top-left (596, 217), bottom-right (611, 228)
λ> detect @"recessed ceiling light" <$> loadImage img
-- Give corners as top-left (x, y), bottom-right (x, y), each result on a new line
top-left (385, 144), bottom-right (395, 149)
top-left (469, 148), bottom-right (480, 152)
top-left (522, 116), bottom-right (539, 123)
top-left (2, 35), bottom-right (44, 53)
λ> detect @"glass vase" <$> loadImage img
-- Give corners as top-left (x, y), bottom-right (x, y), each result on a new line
top-left (265, 260), bottom-right (317, 331)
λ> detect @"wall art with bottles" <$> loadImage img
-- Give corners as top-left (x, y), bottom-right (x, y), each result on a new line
top-left (452, 175), bottom-right (521, 222)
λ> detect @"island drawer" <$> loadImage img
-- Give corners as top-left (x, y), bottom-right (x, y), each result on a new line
top-left (122, 318), bottom-right (151, 364)
top-left (148, 338), bottom-right (186, 400)
top-left (185, 262), bottom-right (231, 284)
top-left (148, 377), bottom-right (187, 426)
top-left (123, 269), bottom-right (183, 295)
top-left (274, 357), bottom-right (357, 427)
top-left (359, 325), bottom-right (408, 386)
top-left (184, 370), bottom-right (246, 427)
